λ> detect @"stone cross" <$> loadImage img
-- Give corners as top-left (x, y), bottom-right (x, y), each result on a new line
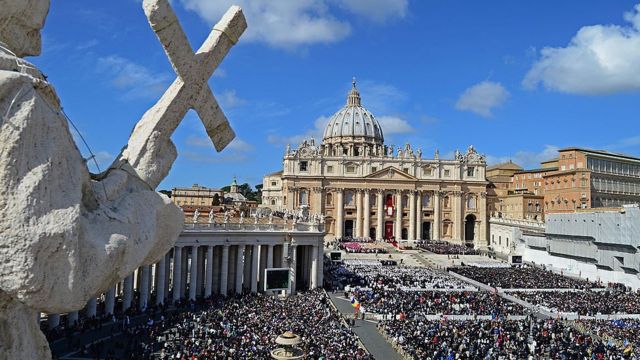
top-left (121, 0), bottom-right (247, 188)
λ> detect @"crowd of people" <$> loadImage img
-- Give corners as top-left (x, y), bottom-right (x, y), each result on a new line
top-left (418, 241), bottom-right (479, 255)
top-left (379, 318), bottom-right (638, 359)
top-left (125, 290), bottom-right (371, 359)
top-left (331, 263), bottom-right (473, 290)
top-left (353, 288), bottom-right (525, 317)
top-left (577, 319), bottom-right (640, 352)
top-left (452, 266), bottom-right (603, 289)
top-left (513, 289), bottom-right (640, 315)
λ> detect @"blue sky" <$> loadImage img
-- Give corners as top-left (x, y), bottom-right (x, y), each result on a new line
top-left (34, 0), bottom-right (640, 190)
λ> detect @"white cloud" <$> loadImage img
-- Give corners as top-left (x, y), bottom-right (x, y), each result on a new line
top-left (97, 55), bottom-right (171, 100)
top-left (358, 80), bottom-right (407, 114)
top-left (377, 115), bottom-right (413, 135)
top-left (523, 4), bottom-right (640, 94)
top-left (332, 0), bottom-right (408, 22)
top-left (455, 81), bottom-right (510, 118)
top-left (218, 89), bottom-right (247, 108)
top-left (178, 0), bottom-right (406, 48)
top-left (486, 145), bottom-right (560, 169)
top-left (187, 136), bottom-right (254, 152)
top-left (267, 115), bottom-right (330, 145)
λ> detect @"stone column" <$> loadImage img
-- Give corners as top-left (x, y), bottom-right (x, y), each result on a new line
top-left (395, 190), bottom-right (403, 240)
top-left (105, 287), bottom-right (116, 315)
top-left (196, 247), bottom-right (204, 297)
top-left (205, 245), bottom-right (213, 297)
top-left (267, 244), bottom-right (274, 269)
top-left (235, 245), bottom-right (245, 294)
top-left (48, 314), bottom-right (60, 329)
top-left (123, 274), bottom-right (133, 310)
top-left (416, 191), bottom-right (423, 241)
top-left (363, 189), bottom-right (371, 238)
top-left (139, 265), bottom-right (150, 310)
top-left (479, 192), bottom-right (488, 248)
top-left (355, 190), bottom-right (362, 238)
top-left (409, 191), bottom-right (416, 241)
top-left (376, 190), bottom-right (384, 240)
top-left (335, 189), bottom-right (344, 239)
top-left (189, 246), bottom-right (199, 300)
top-left (156, 256), bottom-right (166, 305)
top-left (172, 246), bottom-right (182, 301)
top-left (434, 191), bottom-right (441, 240)
top-left (454, 191), bottom-right (463, 241)
top-left (316, 244), bottom-right (324, 287)
top-left (86, 298), bottom-right (97, 318)
top-left (290, 245), bottom-right (297, 295)
top-left (212, 246), bottom-right (220, 294)
top-left (67, 311), bottom-right (78, 327)
top-left (220, 245), bottom-right (230, 296)
top-left (251, 244), bottom-right (260, 293)
top-left (311, 245), bottom-right (318, 289)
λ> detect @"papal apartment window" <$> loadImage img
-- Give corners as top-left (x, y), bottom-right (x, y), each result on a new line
top-left (467, 167), bottom-right (475, 177)
top-left (299, 161), bottom-right (308, 172)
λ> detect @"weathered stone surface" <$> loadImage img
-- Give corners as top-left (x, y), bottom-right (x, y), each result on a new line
top-left (0, 0), bottom-right (245, 358)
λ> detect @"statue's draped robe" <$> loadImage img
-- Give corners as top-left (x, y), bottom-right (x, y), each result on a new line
top-left (0, 51), bottom-right (183, 358)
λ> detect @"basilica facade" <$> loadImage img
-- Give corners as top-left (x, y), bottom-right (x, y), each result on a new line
top-left (262, 81), bottom-right (489, 248)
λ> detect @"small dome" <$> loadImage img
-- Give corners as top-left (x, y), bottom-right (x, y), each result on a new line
top-left (322, 79), bottom-right (384, 145)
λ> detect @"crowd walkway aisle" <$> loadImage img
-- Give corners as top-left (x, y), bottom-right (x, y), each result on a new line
top-left (328, 292), bottom-right (403, 360)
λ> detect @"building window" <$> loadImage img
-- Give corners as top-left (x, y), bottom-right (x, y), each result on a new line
top-left (345, 191), bottom-right (354, 205)
top-left (299, 161), bottom-right (308, 172)
top-left (271, 181), bottom-right (277, 186)
top-left (444, 169), bottom-right (450, 177)
top-left (326, 193), bottom-right (333, 205)
top-left (466, 195), bottom-right (476, 209)
top-left (443, 196), bottom-right (450, 208)
top-left (271, 199), bottom-right (276, 205)
top-left (467, 167), bottom-right (475, 177)
top-left (422, 194), bottom-right (430, 207)
top-left (346, 165), bottom-right (356, 173)
top-left (327, 165), bottom-right (333, 173)
top-left (371, 166), bottom-right (377, 173)
top-left (403, 168), bottom-right (409, 174)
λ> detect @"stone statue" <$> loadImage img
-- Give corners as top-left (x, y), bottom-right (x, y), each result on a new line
top-left (434, 149), bottom-right (440, 160)
top-left (417, 148), bottom-right (422, 159)
top-left (223, 210), bottom-right (230, 224)
top-left (253, 213), bottom-right (258, 224)
top-left (208, 209), bottom-right (215, 224)
top-left (193, 208), bottom-right (201, 223)
top-left (240, 212), bottom-right (244, 224)
top-left (0, 0), bottom-right (246, 358)
top-left (268, 213), bottom-right (273, 224)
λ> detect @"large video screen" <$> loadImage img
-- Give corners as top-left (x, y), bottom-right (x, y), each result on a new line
top-left (264, 268), bottom-right (290, 291)
top-left (330, 251), bottom-right (342, 261)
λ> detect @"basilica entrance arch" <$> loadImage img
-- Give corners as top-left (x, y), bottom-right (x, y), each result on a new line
top-left (384, 221), bottom-right (394, 240)
top-left (344, 220), bottom-right (354, 238)
top-left (464, 214), bottom-right (476, 245)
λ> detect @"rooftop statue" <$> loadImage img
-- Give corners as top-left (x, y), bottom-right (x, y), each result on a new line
top-left (0, 0), bottom-right (246, 358)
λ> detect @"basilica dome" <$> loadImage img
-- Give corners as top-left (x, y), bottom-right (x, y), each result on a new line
top-left (322, 80), bottom-right (384, 146)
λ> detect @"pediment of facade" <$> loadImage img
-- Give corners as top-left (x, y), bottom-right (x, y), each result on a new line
top-left (364, 166), bottom-right (417, 180)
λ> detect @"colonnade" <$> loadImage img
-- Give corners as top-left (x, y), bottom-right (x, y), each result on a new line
top-left (46, 240), bottom-right (324, 330)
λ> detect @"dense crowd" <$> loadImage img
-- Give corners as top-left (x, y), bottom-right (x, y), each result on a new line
top-left (513, 290), bottom-right (640, 315)
top-left (126, 290), bottom-right (371, 359)
top-left (353, 288), bottom-right (525, 317)
top-left (452, 266), bottom-right (603, 289)
top-left (577, 319), bottom-right (640, 352)
top-left (339, 242), bottom-right (388, 254)
top-left (418, 241), bottom-right (479, 255)
top-left (332, 264), bottom-right (473, 290)
top-left (379, 318), bottom-right (637, 359)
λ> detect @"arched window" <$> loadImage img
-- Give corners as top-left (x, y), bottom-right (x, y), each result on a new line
top-left (298, 190), bottom-right (308, 206)
top-left (466, 195), bottom-right (476, 209)
top-left (345, 191), bottom-right (354, 205)
top-left (422, 194), bottom-right (430, 208)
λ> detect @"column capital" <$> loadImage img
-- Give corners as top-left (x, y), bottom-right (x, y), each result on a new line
top-left (395, 189), bottom-right (404, 195)
top-left (376, 188), bottom-right (386, 195)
